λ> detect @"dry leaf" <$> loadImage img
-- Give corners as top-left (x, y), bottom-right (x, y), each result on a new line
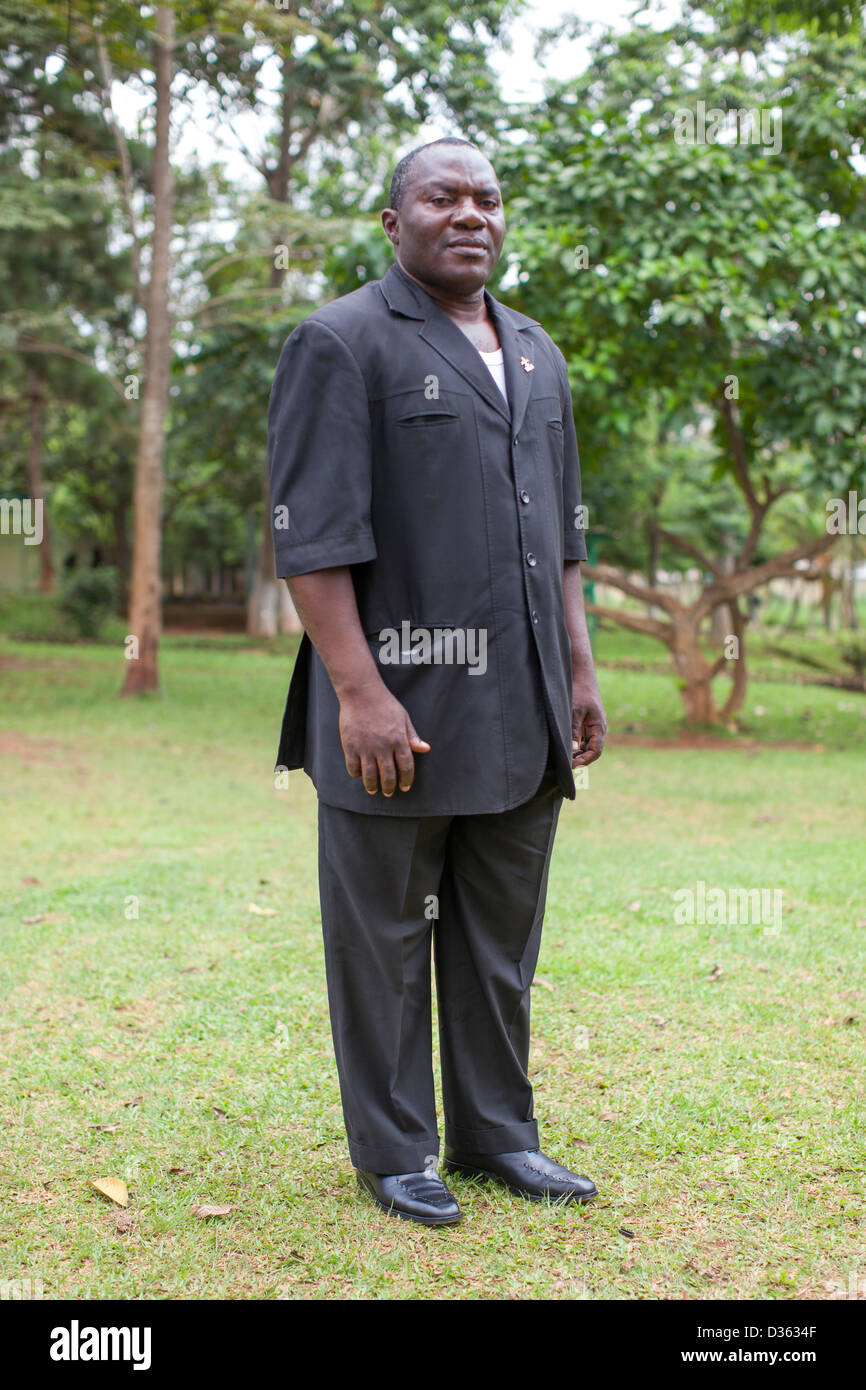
top-left (114, 1211), bottom-right (135, 1234)
top-left (88, 1176), bottom-right (128, 1207)
top-left (650, 1014), bottom-right (667, 1028)
top-left (22, 915), bottom-right (44, 925)
top-left (532, 976), bottom-right (555, 991)
top-left (708, 964), bottom-right (723, 981)
top-left (123, 1096), bottom-right (143, 1107)
top-left (21, 876), bottom-right (40, 885)
top-left (192, 1203), bottom-right (235, 1218)
top-left (247, 903), bottom-right (276, 916)
top-left (627, 900), bottom-right (641, 911)
top-left (91, 1122), bottom-right (122, 1133)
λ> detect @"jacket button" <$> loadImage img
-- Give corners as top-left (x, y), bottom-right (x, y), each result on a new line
top-left (532, 610), bottom-right (539, 624)
top-left (519, 489), bottom-right (530, 504)
top-left (513, 436), bottom-right (519, 446)
top-left (526, 552), bottom-right (537, 566)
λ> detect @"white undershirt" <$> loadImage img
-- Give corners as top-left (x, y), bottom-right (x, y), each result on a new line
top-left (477, 346), bottom-right (508, 404)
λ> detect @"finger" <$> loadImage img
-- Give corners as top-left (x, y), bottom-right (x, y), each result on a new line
top-left (344, 747), bottom-right (362, 779)
top-left (377, 750), bottom-right (398, 798)
top-left (395, 741), bottom-right (416, 792)
top-left (573, 725), bottom-right (605, 766)
top-left (360, 754), bottom-right (380, 795)
top-left (407, 723), bottom-right (430, 752)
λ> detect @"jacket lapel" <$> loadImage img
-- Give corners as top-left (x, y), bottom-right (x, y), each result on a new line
top-left (379, 261), bottom-right (540, 436)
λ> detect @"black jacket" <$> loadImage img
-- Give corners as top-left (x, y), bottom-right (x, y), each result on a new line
top-left (267, 258), bottom-right (587, 815)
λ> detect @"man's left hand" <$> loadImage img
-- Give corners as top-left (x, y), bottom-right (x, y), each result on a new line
top-left (571, 680), bottom-right (607, 767)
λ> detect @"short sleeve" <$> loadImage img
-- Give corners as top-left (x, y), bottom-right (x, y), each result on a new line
top-left (267, 318), bottom-right (377, 578)
top-left (557, 347), bottom-right (587, 563)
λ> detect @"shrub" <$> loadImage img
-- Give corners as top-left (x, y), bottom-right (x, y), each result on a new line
top-left (58, 565), bottom-right (119, 639)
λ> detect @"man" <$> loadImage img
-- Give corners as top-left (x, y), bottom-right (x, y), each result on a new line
top-left (268, 137), bottom-right (606, 1226)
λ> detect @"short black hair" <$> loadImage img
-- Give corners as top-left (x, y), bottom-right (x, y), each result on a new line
top-left (388, 137), bottom-right (487, 211)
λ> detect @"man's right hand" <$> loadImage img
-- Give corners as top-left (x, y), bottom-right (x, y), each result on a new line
top-left (339, 685), bottom-right (430, 796)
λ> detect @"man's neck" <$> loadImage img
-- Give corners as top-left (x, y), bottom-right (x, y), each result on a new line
top-left (395, 259), bottom-right (489, 325)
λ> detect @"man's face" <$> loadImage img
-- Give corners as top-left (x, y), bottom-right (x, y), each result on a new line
top-left (382, 146), bottom-right (506, 294)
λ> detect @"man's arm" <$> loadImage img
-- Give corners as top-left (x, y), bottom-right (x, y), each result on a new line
top-left (285, 568), bottom-right (430, 797)
top-left (563, 560), bottom-right (606, 767)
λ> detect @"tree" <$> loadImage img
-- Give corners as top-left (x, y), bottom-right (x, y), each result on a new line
top-left (0, 0), bottom-right (136, 593)
top-left (119, 3), bottom-right (175, 692)
top-left (493, 15), bottom-right (866, 723)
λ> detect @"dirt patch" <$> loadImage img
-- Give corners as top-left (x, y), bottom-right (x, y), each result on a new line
top-left (0, 730), bottom-right (70, 762)
top-left (608, 733), bottom-right (818, 752)
top-left (0, 655), bottom-right (61, 672)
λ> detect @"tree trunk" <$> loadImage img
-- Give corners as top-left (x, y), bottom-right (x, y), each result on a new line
top-left (25, 367), bottom-right (54, 594)
top-left (247, 58), bottom-right (301, 638)
top-left (719, 597), bottom-right (748, 722)
top-left (670, 616), bottom-right (717, 725)
top-left (247, 467), bottom-right (279, 637)
top-left (840, 535), bottom-right (860, 630)
top-left (122, 5), bottom-right (174, 695)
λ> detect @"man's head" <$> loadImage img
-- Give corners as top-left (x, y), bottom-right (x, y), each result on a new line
top-left (381, 138), bottom-right (506, 295)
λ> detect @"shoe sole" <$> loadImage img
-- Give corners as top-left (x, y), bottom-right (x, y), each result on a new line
top-left (356, 1172), bottom-right (463, 1226)
top-left (442, 1159), bottom-right (597, 1205)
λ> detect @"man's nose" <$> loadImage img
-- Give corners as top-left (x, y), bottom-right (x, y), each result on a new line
top-left (451, 200), bottom-right (485, 225)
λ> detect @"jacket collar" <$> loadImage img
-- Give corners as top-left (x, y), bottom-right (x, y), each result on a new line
top-left (378, 259), bottom-right (540, 437)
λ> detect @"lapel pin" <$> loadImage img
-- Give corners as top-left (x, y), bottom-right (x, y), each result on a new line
top-left (520, 355), bottom-right (535, 373)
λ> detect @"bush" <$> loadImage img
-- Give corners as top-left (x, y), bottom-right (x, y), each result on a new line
top-left (58, 565), bottom-right (119, 638)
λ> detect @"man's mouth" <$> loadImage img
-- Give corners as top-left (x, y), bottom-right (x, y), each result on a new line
top-left (448, 240), bottom-right (488, 254)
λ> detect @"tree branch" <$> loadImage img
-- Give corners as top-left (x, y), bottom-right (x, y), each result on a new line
top-left (585, 601), bottom-right (673, 643)
top-left (652, 523), bottom-right (721, 577)
top-left (16, 341), bottom-right (127, 397)
top-left (582, 562), bottom-right (684, 615)
top-left (693, 532), bottom-right (839, 619)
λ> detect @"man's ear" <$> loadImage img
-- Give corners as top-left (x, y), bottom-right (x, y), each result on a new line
top-left (381, 208), bottom-right (398, 245)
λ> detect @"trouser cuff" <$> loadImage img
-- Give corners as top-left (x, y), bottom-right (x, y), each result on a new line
top-left (444, 1119), bottom-right (539, 1157)
top-left (348, 1135), bottom-right (440, 1175)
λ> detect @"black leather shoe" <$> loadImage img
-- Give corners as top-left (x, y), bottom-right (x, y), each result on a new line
top-left (356, 1164), bottom-right (462, 1226)
top-left (442, 1147), bottom-right (598, 1204)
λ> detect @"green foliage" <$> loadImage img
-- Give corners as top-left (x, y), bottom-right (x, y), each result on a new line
top-left (58, 565), bottom-right (120, 638)
top-left (490, 16), bottom-right (866, 569)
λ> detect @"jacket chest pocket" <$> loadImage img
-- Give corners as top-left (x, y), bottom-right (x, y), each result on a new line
top-left (383, 403), bottom-right (463, 495)
top-left (396, 409), bottom-right (459, 429)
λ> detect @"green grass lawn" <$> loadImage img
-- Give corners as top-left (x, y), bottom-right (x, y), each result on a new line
top-left (1, 634), bottom-right (864, 1300)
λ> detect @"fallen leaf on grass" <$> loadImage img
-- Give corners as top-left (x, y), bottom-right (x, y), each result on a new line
top-left (192, 1203), bottom-right (235, 1218)
top-left (627, 901), bottom-right (641, 912)
top-left (247, 903), bottom-right (276, 917)
top-left (21, 876), bottom-right (40, 885)
top-left (114, 1211), bottom-right (135, 1234)
top-left (708, 964), bottom-right (723, 981)
top-left (88, 1176), bottom-right (128, 1207)
top-left (21, 915), bottom-right (44, 925)
top-left (168, 1166), bottom-right (192, 1176)
top-left (650, 1014), bottom-right (667, 1028)
top-left (123, 1096), bottom-right (143, 1108)
top-left (91, 1122), bottom-right (122, 1133)
top-left (532, 976), bottom-right (555, 991)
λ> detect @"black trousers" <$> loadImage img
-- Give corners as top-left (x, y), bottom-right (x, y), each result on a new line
top-left (316, 751), bottom-right (563, 1173)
